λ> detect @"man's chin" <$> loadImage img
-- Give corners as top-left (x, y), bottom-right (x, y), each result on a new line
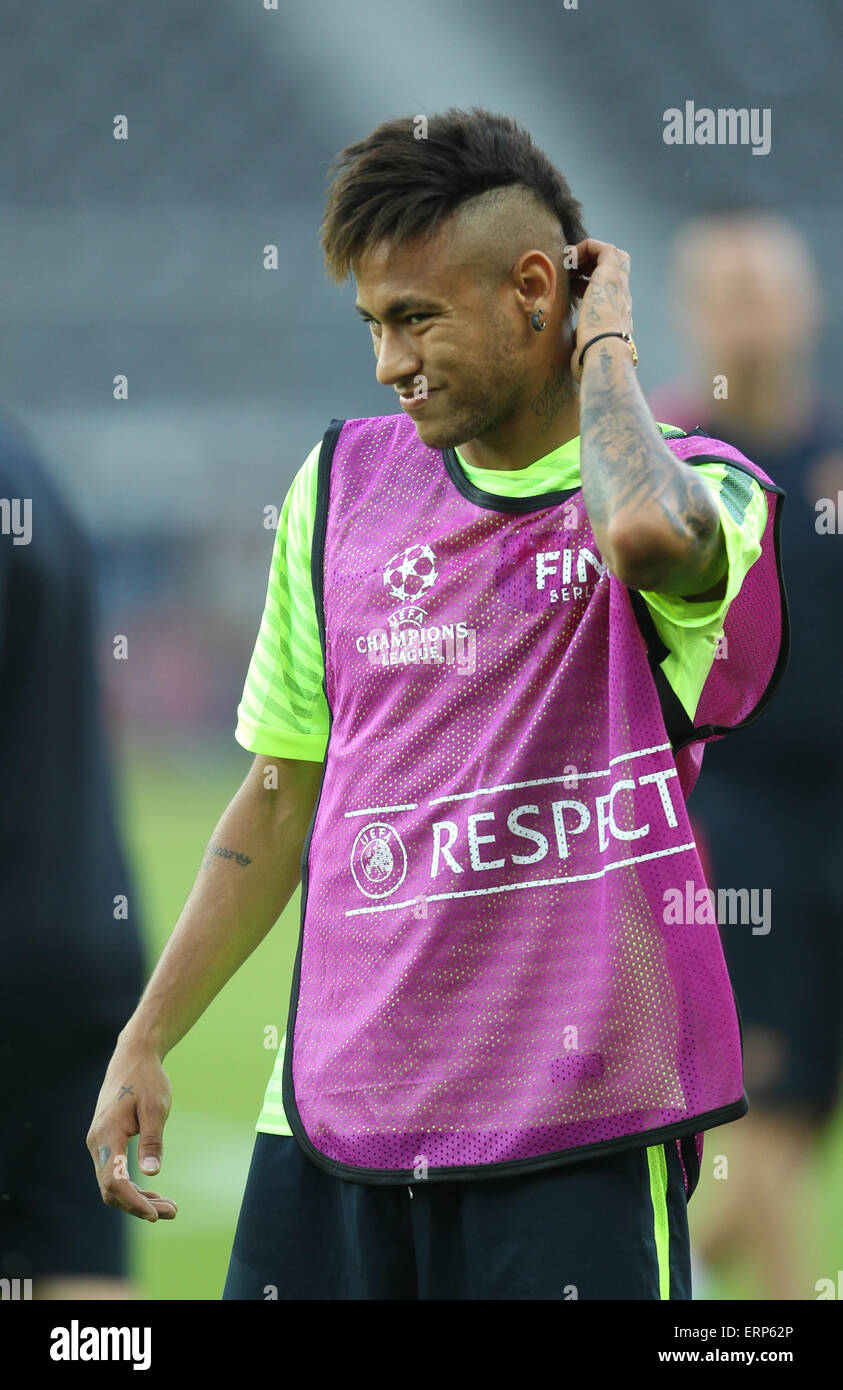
top-left (409, 413), bottom-right (470, 452)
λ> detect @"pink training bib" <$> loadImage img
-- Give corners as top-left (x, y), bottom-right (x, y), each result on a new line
top-left (283, 416), bottom-right (787, 1183)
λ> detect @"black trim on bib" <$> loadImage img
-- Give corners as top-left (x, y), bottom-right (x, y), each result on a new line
top-left (309, 417), bottom-right (344, 661)
top-left (679, 1134), bottom-right (702, 1201)
top-left (442, 444), bottom-right (581, 513)
top-left (283, 418), bottom-right (343, 1175)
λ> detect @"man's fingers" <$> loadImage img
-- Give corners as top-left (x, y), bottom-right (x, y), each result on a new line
top-left (570, 239), bottom-right (630, 277)
top-left (569, 238), bottom-right (609, 274)
top-left (90, 1132), bottom-right (133, 1184)
top-left (96, 1151), bottom-right (178, 1220)
top-left (138, 1191), bottom-right (178, 1219)
top-left (101, 1178), bottom-right (178, 1221)
top-left (101, 1174), bottom-right (160, 1220)
top-left (137, 1099), bottom-right (168, 1176)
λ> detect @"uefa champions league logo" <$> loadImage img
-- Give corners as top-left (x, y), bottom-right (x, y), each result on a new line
top-left (383, 543), bottom-right (438, 605)
top-left (359, 539), bottom-right (474, 674)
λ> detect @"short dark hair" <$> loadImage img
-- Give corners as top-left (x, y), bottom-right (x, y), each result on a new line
top-left (320, 107), bottom-right (588, 283)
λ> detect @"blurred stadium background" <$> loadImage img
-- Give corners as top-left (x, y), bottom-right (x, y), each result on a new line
top-left (0, 0), bottom-right (840, 1298)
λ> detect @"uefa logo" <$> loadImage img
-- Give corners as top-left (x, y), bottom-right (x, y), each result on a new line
top-left (350, 822), bottom-right (408, 898)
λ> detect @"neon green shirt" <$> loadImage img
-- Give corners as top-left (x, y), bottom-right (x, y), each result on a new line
top-left (235, 425), bottom-right (767, 1136)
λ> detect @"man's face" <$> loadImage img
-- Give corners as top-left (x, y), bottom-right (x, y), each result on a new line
top-left (681, 225), bottom-right (815, 372)
top-left (353, 230), bottom-right (533, 451)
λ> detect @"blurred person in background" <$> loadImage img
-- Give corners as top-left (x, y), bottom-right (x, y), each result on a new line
top-left (0, 413), bottom-right (146, 1299)
top-left (648, 208), bottom-right (843, 1300)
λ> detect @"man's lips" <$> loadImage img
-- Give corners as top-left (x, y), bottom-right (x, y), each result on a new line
top-left (397, 387), bottom-right (440, 413)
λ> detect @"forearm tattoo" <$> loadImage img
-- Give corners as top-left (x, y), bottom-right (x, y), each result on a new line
top-left (579, 353), bottom-right (723, 592)
top-left (201, 843), bottom-right (253, 870)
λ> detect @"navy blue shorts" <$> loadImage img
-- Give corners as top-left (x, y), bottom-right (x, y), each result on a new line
top-left (223, 1133), bottom-right (692, 1300)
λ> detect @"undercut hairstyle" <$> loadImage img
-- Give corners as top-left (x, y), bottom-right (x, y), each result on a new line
top-left (320, 107), bottom-right (588, 284)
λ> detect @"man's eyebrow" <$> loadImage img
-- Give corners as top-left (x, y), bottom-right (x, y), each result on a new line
top-left (354, 298), bottom-right (440, 319)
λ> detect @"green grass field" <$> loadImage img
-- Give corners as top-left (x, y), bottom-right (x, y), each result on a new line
top-left (117, 735), bottom-right (843, 1300)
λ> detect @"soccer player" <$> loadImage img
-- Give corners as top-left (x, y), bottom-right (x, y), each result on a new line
top-left (87, 110), bottom-right (786, 1300)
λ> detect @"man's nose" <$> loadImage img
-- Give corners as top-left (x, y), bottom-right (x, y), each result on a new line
top-left (375, 327), bottom-right (422, 388)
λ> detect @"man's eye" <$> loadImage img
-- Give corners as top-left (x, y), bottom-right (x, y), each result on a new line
top-left (361, 314), bottom-right (430, 329)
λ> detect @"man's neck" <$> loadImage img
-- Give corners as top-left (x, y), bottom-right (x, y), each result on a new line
top-left (457, 363), bottom-right (581, 471)
top-left (704, 362), bottom-right (813, 449)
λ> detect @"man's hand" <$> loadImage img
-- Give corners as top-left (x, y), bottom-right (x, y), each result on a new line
top-left (573, 238), bottom-right (726, 597)
top-left (86, 1040), bottom-right (178, 1222)
top-left (568, 238), bottom-right (634, 375)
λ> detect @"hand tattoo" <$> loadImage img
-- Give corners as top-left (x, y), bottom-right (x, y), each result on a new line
top-left (98, 1145), bottom-right (111, 1170)
top-left (118, 1086), bottom-right (134, 1100)
top-left (583, 281), bottom-right (612, 327)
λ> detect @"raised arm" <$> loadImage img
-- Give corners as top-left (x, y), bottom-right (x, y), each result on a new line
top-left (572, 239), bottom-right (727, 601)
